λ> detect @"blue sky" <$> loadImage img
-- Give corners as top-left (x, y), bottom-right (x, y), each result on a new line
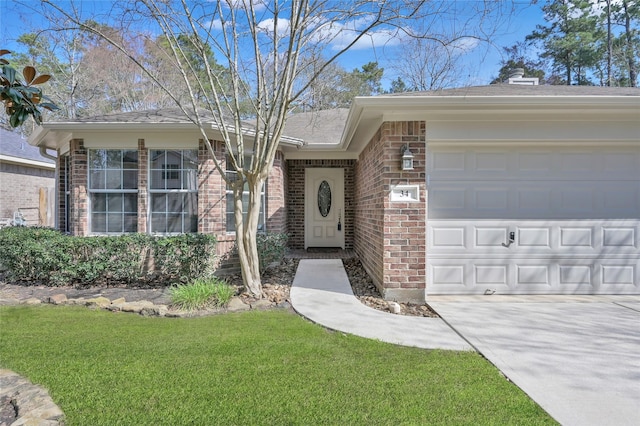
top-left (1, 1), bottom-right (546, 88)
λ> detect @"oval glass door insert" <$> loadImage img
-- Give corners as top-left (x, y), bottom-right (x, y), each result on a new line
top-left (317, 180), bottom-right (332, 217)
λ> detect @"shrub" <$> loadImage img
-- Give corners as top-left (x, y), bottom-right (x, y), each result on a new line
top-left (256, 233), bottom-right (288, 273)
top-left (169, 277), bottom-right (235, 311)
top-left (0, 227), bottom-right (216, 287)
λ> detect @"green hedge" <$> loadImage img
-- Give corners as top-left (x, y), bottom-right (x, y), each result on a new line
top-left (0, 227), bottom-right (216, 287)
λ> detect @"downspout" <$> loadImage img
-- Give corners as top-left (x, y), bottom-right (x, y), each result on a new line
top-left (39, 146), bottom-right (58, 230)
top-left (39, 146), bottom-right (57, 161)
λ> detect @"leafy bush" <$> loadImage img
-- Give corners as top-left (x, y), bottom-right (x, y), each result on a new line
top-left (0, 227), bottom-right (216, 287)
top-left (256, 232), bottom-right (288, 273)
top-left (169, 277), bottom-right (235, 311)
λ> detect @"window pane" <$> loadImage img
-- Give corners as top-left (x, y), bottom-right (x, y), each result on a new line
top-left (151, 150), bottom-right (165, 170)
top-left (150, 170), bottom-right (164, 189)
top-left (106, 150), bottom-right (122, 169)
top-left (122, 150), bottom-right (138, 169)
top-left (107, 194), bottom-right (123, 212)
top-left (189, 214), bottom-right (198, 233)
top-left (123, 170), bottom-right (137, 189)
top-left (91, 193), bottom-right (107, 212)
top-left (183, 150), bottom-right (198, 169)
top-left (151, 194), bottom-right (166, 212)
top-left (89, 150), bottom-right (107, 170)
top-left (167, 214), bottom-right (182, 233)
top-left (226, 212), bottom-right (235, 232)
top-left (167, 193), bottom-right (182, 213)
top-left (183, 170), bottom-right (197, 191)
top-left (90, 171), bottom-right (105, 190)
top-left (106, 170), bottom-right (122, 190)
top-left (92, 213), bottom-right (106, 233)
top-left (107, 213), bottom-right (123, 233)
top-left (151, 213), bottom-right (166, 233)
top-left (124, 214), bottom-right (137, 233)
top-left (123, 194), bottom-right (137, 213)
top-left (164, 166), bottom-right (181, 188)
top-left (184, 193), bottom-right (197, 215)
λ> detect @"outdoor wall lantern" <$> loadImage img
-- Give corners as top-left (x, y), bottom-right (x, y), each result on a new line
top-left (401, 144), bottom-right (414, 170)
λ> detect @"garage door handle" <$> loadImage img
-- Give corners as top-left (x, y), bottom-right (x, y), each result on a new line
top-left (502, 232), bottom-right (515, 248)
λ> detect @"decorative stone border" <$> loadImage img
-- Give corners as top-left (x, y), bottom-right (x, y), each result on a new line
top-left (1, 294), bottom-right (289, 318)
top-left (0, 369), bottom-right (65, 425)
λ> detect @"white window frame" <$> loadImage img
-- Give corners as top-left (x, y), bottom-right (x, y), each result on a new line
top-left (148, 149), bottom-right (198, 235)
top-left (87, 149), bottom-right (138, 234)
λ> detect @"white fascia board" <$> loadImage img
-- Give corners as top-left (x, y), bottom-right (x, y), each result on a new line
top-left (0, 154), bottom-right (55, 169)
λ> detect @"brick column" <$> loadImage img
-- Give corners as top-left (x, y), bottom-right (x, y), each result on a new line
top-left (266, 151), bottom-right (286, 233)
top-left (137, 139), bottom-right (148, 233)
top-left (69, 139), bottom-right (88, 236)
top-left (198, 139), bottom-right (226, 235)
top-left (354, 121), bottom-right (426, 303)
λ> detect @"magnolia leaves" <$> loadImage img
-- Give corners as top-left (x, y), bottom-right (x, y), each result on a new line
top-left (1, 49), bottom-right (58, 127)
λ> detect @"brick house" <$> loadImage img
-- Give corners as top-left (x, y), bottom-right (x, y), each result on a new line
top-left (28, 84), bottom-right (640, 300)
top-left (0, 128), bottom-right (55, 226)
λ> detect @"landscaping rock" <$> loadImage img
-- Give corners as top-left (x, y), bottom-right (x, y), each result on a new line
top-left (85, 297), bottom-right (111, 308)
top-left (120, 301), bottom-right (154, 314)
top-left (388, 301), bottom-right (401, 314)
top-left (141, 304), bottom-right (169, 317)
top-left (21, 298), bottom-right (42, 305)
top-left (226, 297), bottom-right (250, 312)
top-left (111, 297), bottom-right (126, 305)
top-left (251, 299), bottom-right (273, 310)
top-left (67, 298), bottom-right (86, 305)
top-left (0, 298), bottom-right (20, 305)
top-left (47, 294), bottom-right (68, 305)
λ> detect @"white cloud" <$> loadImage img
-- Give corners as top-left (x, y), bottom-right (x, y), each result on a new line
top-left (449, 37), bottom-right (480, 53)
top-left (257, 17), bottom-right (291, 37)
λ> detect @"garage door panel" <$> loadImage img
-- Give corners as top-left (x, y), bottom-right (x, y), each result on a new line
top-left (429, 181), bottom-right (640, 220)
top-left (429, 148), bottom-right (640, 181)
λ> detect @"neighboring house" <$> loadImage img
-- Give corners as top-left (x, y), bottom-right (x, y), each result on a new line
top-left (28, 81), bottom-right (640, 300)
top-left (0, 128), bottom-right (56, 227)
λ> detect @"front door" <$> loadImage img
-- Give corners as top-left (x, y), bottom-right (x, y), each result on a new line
top-left (305, 168), bottom-right (345, 249)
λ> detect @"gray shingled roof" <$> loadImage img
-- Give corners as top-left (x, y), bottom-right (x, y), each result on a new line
top-left (55, 107), bottom-right (220, 124)
top-left (0, 128), bottom-right (55, 163)
top-left (282, 109), bottom-right (350, 145)
top-left (386, 84), bottom-right (640, 97)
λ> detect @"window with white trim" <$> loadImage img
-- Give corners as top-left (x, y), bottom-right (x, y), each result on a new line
top-left (89, 149), bottom-right (138, 233)
top-left (225, 155), bottom-right (265, 232)
top-left (149, 150), bottom-right (198, 234)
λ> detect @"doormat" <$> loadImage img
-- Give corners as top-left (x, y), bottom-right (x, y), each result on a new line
top-left (306, 248), bottom-right (341, 253)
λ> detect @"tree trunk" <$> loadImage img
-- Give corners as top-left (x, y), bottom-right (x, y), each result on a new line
top-left (233, 175), bottom-right (264, 298)
top-left (622, 0), bottom-right (637, 87)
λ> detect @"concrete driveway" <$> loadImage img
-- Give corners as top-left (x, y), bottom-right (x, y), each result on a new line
top-left (429, 296), bottom-right (640, 426)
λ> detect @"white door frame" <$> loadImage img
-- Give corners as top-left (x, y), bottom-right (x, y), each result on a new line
top-left (305, 168), bottom-right (345, 249)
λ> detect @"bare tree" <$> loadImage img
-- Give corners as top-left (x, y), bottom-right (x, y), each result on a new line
top-left (41, 0), bottom-right (517, 297)
top-left (391, 37), bottom-right (467, 91)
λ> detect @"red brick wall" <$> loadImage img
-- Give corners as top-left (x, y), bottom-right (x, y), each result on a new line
top-left (198, 139), bottom-right (226, 236)
top-left (354, 121), bottom-right (426, 302)
top-left (69, 139), bottom-right (88, 236)
top-left (0, 163), bottom-right (54, 226)
top-left (286, 159), bottom-right (356, 249)
top-left (266, 151), bottom-right (286, 233)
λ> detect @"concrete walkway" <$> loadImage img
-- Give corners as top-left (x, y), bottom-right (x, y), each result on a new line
top-left (290, 259), bottom-right (640, 426)
top-left (290, 259), bottom-right (471, 351)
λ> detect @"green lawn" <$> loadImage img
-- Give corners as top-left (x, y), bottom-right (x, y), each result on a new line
top-left (0, 306), bottom-right (556, 425)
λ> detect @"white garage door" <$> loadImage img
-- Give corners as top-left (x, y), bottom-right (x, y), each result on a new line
top-left (427, 146), bottom-right (640, 295)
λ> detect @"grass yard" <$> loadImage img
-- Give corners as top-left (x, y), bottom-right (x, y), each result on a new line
top-left (0, 306), bottom-right (556, 425)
